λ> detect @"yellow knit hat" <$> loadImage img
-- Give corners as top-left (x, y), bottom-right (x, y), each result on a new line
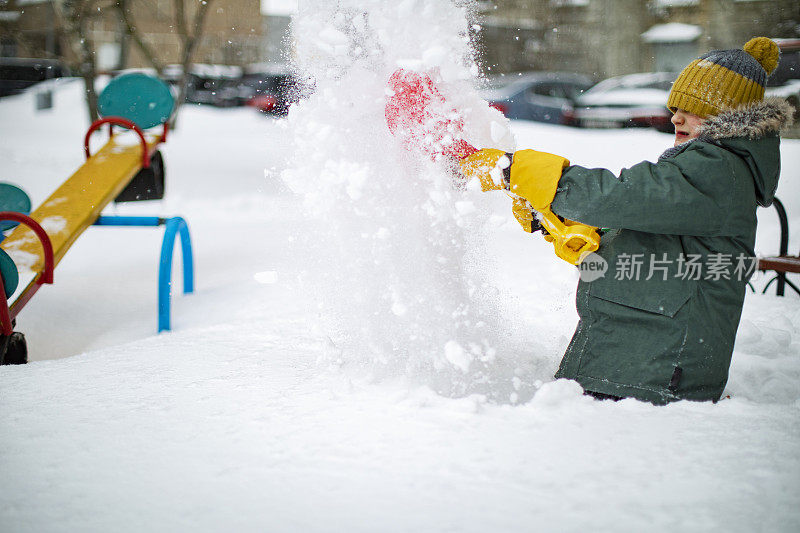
top-left (667, 37), bottom-right (780, 118)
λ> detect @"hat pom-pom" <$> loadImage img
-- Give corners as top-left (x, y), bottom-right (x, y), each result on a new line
top-left (744, 37), bottom-right (780, 75)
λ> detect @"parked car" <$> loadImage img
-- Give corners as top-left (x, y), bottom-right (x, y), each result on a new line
top-left (240, 63), bottom-right (298, 115)
top-left (765, 38), bottom-right (800, 122)
top-left (182, 64), bottom-right (243, 107)
top-left (566, 72), bottom-right (677, 133)
top-left (0, 58), bottom-right (70, 97)
top-left (480, 72), bottom-right (595, 124)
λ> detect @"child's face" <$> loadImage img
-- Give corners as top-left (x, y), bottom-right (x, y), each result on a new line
top-left (671, 109), bottom-right (705, 147)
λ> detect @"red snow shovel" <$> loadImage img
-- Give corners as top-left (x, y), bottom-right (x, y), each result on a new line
top-left (385, 69), bottom-right (477, 160)
top-left (384, 68), bottom-right (600, 265)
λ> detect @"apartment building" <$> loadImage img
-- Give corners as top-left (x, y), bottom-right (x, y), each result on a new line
top-left (0, 0), bottom-right (270, 71)
top-left (476, 0), bottom-right (800, 78)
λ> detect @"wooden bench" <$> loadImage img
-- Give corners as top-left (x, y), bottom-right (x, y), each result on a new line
top-left (758, 197), bottom-right (800, 296)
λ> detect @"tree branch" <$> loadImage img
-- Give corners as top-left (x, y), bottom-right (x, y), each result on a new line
top-left (171, 0), bottom-right (214, 128)
top-left (174, 0), bottom-right (188, 44)
top-left (115, 0), bottom-right (165, 74)
top-left (53, 0), bottom-right (101, 122)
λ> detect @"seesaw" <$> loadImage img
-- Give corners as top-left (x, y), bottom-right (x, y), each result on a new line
top-left (0, 73), bottom-right (194, 365)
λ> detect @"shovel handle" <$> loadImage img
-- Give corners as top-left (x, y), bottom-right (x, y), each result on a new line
top-left (538, 208), bottom-right (601, 265)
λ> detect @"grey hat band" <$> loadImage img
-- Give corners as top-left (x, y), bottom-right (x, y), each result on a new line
top-left (699, 49), bottom-right (767, 86)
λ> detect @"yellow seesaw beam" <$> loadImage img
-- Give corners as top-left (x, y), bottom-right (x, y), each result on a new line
top-left (1, 133), bottom-right (162, 313)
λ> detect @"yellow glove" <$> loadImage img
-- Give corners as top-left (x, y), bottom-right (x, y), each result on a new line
top-left (459, 148), bottom-right (566, 200)
top-left (458, 149), bottom-right (511, 191)
top-left (462, 147), bottom-right (601, 265)
top-left (508, 149), bottom-right (570, 211)
top-left (511, 197), bottom-right (540, 233)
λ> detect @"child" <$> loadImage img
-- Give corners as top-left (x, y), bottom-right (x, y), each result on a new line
top-left (464, 37), bottom-right (794, 404)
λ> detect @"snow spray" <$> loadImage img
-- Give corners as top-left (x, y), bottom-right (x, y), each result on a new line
top-left (282, 0), bottom-right (534, 400)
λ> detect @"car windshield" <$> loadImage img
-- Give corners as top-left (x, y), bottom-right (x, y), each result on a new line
top-left (481, 74), bottom-right (592, 100)
top-left (483, 75), bottom-right (525, 90)
top-left (562, 82), bottom-right (594, 99)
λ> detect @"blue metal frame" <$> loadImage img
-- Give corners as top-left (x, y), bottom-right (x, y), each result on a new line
top-left (94, 215), bottom-right (194, 332)
top-left (94, 216), bottom-right (163, 227)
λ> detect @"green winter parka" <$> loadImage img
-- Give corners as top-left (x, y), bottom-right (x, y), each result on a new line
top-left (551, 98), bottom-right (793, 404)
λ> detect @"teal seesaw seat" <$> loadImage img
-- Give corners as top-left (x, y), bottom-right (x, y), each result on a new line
top-left (0, 183), bottom-right (31, 233)
top-left (97, 72), bottom-right (174, 130)
top-left (0, 251), bottom-right (17, 299)
top-left (0, 183), bottom-right (31, 297)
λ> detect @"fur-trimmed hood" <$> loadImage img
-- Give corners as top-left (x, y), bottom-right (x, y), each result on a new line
top-left (698, 97), bottom-right (795, 140)
top-left (660, 99), bottom-right (793, 205)
top-left (692, 97), bottom-right (792, 207)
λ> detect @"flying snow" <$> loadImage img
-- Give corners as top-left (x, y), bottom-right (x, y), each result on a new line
top-left (281, 0), bottom-right (533, 399)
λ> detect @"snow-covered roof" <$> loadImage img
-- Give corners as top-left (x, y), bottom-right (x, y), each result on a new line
top-left (550, 0), bottom-right (589, 6)
top-left (190, 64), bottom-right (243, 79)
top-left (160, 64), bottom-right (244, 79)
top-left (641, 23), bottom-right (702, 44)
top-left (651, 0), bottom-right (699, 7)
top-left (261, 0), bottom-right (297, 16)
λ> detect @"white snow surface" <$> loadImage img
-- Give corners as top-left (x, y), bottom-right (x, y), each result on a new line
top-left (1, 2), bottom-right (799, 531)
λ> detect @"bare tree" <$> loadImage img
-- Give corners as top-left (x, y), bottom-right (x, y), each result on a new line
top-left (51, 0), bottom-right (214, 126)
top-left (53, 0), bottom-right (115, 123)
top-left (115, 0), bottom-right (215, 128)
top-left (115, 0), bottom-right (166, 74)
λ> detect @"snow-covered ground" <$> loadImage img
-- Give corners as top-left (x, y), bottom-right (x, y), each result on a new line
top-left (1, 78), bottom-right (798, 533)
top-left (2, 2), bottom-right (800, 530)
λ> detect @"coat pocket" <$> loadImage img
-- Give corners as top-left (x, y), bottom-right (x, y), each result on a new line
top-left (589, 287), bottom-right (692, 318)
top-left (589, 277), bottom-right (694, 318)
top-left (584, 230), bottom-right (697, 318)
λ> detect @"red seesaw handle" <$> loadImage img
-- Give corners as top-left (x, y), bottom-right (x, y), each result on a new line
top-left (84, 117), bottom-right (150, 168)
top-left (0, 212), bottom-right (54, 335)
